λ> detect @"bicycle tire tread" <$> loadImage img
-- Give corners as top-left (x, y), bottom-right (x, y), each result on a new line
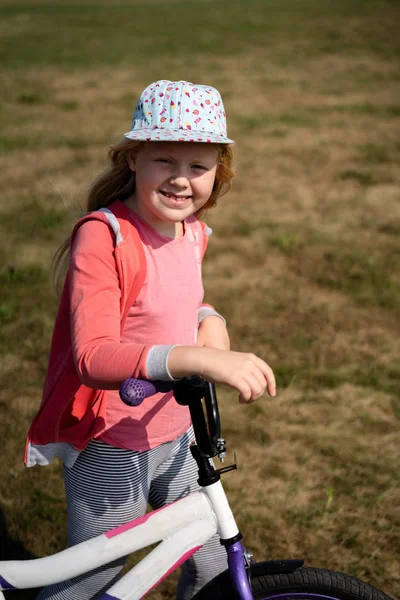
top-left (253, 568), bottom-right (392, 600)
top-left (193, 566), bottom-right (394, 600)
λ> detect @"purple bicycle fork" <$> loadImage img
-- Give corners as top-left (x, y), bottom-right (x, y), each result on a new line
top-left (227, 541), bottom-right (254, 600)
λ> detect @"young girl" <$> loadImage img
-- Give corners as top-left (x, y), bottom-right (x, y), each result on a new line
top-left (26, 80), bottom-right (276, 600)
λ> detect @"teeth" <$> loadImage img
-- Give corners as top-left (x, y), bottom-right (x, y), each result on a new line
top-left (162, 191), bottom-right (189, 199)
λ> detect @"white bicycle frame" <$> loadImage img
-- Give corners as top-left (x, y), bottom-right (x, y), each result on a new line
top-left (0, 479), bottom-right (240, 600)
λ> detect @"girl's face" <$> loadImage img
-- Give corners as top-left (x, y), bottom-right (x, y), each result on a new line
top-left (127, 142), bottom-right (218, 237)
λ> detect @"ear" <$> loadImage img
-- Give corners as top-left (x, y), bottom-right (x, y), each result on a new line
top-left (127, 152), bottom-right (137, 172)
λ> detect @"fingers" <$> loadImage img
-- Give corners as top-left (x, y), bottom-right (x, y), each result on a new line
top-left (196, 347), bottom-right (276, 403)
top-left (238, 372), bottom-right (265, 404)
top-left (235, 355), bottom-right (275, 404)
top-left (249, 353), bottom-right (276, 398)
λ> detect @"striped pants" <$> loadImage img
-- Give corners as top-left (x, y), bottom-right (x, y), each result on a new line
top-left (36, 429), bottom-right (227, 600)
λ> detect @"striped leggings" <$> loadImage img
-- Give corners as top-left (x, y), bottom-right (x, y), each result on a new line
top-left (36, 429), bottom-right (227, 600)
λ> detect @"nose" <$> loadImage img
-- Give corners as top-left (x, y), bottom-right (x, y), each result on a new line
top-left (169, 167), bottom-right (190, 190)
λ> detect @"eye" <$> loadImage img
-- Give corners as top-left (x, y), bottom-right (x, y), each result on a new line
top-left (156, 158), bottom-right (171, 164)
top-left (192, 164), bottom-right (206, 171)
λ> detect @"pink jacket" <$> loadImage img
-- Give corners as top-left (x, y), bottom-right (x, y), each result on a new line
top-left (25, 200), bottom-right (210, 462)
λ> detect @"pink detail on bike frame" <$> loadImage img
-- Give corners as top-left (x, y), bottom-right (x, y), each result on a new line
top-left (140, 546), bottom-right (202, 599)
top-left (105, 505), bottom-right (165, 539)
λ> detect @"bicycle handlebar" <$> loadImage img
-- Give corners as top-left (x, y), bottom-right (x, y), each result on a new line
top-left (119, 376), bottom-right (222, 458)
top-left (119, 378), bottom-right (173, 406)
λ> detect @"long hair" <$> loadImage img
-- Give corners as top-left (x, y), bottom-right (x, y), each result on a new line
top-left (52, 139), bottom-right (235, 295)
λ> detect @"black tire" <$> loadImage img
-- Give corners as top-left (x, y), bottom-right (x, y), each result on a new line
top-left (192, 565), bottom-right (394, 600)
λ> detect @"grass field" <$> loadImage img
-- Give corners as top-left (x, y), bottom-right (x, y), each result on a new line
top-left (0, 0), bottom-right (399, 598)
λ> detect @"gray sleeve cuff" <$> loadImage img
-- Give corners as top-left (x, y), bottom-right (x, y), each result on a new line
top-left (146, 345), bottom-right (180, 381)
top-left (198, 306), bottom-right (226, 326)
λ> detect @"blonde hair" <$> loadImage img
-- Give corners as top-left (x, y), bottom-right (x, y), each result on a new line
top-left (52, 139), bottom-right (235, 295)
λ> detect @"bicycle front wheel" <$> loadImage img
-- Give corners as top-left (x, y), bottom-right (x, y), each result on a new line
top-left (192, 566), bottom-right (394, 600)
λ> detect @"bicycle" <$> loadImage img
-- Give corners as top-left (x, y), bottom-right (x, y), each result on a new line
top-left (0, 376), bottom-right (394, 600)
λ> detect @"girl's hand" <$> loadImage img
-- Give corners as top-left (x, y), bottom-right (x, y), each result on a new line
top-left (168, 346), bottom-right (276, 404)
top-left (197, 315), bottom-right (230, 351)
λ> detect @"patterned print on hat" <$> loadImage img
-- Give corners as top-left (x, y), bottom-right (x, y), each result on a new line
top-left (124, 80), bottom-right (234, 144)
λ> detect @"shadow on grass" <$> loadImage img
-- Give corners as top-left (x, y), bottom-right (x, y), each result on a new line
top-left (0, 509), bottom-right (42, 599)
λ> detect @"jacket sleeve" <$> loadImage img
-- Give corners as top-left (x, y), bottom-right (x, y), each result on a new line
top-left (69, 219), bottom-right (151, 389)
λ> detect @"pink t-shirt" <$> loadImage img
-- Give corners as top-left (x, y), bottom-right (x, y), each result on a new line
top-left (98, 210), bottom-right (204, 450)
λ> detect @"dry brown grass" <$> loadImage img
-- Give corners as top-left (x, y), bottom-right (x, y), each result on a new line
top-left (1, 2), bottom-right (399, 598)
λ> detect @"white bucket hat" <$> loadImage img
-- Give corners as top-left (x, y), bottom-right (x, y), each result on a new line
top-left (124, 80), bottom-right (234, 144)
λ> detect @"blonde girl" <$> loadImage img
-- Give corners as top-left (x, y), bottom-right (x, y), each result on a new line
top-left (27, 80), bottom-right (276, 600)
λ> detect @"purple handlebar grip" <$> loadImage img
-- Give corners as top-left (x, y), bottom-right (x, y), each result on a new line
top-left (119, 379), bottom-right (158, 406)
top-left (119, 379), bottom-right (173, 406)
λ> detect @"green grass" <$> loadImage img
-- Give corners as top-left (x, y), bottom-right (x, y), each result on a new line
top-left (0, 135), bottom-right (91, 153)
top-left (312, 248), bottom-right (400, 309)
top-left (275, 363), bottom-right (400, 395)
top-left (338, 169), bottom-right (375, 186)
top-left (235, 112), bottom-right (320, 132)
top-left (263, 224), bottom-right (400, 310)
top-left (0, 265), bottom-right (55, 380)
top-left (17, 91), bottom-right (44, 104)
top-left (0, 200), bottom-right (68, 239)
top-left (1, 0), bottom-right (399, 70)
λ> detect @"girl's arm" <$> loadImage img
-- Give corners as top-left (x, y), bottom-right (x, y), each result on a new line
top-left (197, 222), bottom-right (230, 351)
top-left (167, 346), bottom-right (276, 404)
top-left (69, 220), bottom-right (151, 389)
top-left (197, 315), bottom-right (230, 351)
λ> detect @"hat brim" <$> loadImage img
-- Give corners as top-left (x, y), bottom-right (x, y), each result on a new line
top-left (124, 128), bottom-right (234, 144)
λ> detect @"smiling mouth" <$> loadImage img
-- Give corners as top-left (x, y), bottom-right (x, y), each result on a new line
top-left (160, 190), bottom-right (192, 200)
